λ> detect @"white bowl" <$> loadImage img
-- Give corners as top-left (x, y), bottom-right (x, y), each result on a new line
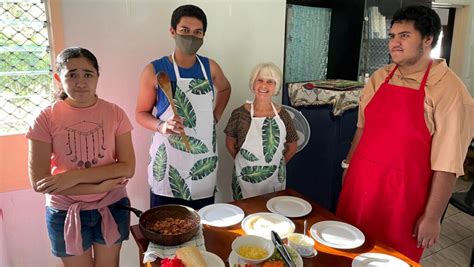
top-left (287, 233), bottom-right (315, 257)
top-left (231, 235), bottom-right (275, 264)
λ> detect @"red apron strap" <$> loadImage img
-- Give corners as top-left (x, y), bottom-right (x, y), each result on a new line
top-left (418, 60), bottom-right (433, 97)
top-left (384, 65), bottom-right (398, 84)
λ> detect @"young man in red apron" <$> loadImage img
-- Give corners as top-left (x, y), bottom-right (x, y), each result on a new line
top-left (337, 6), bottom-right (474, 262)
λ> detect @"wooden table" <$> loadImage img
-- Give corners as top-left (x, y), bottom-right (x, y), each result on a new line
top-left (130, 189), bottom-right (420, 267)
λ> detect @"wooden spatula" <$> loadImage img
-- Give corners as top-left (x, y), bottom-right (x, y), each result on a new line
top-left (156, 71), bottom-right (192, 152)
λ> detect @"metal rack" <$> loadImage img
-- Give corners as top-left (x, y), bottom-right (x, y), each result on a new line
top-left (359, 7), bottom-right (392, 78)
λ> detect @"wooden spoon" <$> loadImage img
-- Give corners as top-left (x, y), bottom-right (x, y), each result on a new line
top-left (156, 71), bottom-right (192, 152)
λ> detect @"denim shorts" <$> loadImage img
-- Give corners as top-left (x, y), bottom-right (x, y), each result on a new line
top-left (45, 197), bottom-right (130, 257)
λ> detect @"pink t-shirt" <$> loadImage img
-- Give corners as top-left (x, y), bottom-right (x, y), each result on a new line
top-left (26, 98), bottom-right (133, 202)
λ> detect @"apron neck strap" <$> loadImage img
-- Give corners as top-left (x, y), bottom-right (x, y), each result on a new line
top-left (418, 60), bottom-right (433, 96)
top-left (384, 65), bottom-right (398, 84)
top-left (250, 102), bottom-right (279, 118)
top-left (171, 52), bottom-right (209, 81)
top-left (384, 60), bottom-right (433, 96)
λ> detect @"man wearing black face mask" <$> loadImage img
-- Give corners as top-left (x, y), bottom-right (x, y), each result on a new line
top-left (136, 5), bottom-right (231, 210)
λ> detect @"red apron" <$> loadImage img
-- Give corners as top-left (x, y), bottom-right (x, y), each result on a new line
top-left (336, 62), bottom-right (433, 262)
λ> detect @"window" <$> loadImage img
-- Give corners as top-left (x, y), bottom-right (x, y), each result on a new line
top-left (0, 0), bottom-right (53, 135)
top-left (431, 30), bottom-right (444, 59)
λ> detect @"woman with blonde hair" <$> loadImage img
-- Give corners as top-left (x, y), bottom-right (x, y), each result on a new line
top-left (224, 62), bottom-right (298, 200)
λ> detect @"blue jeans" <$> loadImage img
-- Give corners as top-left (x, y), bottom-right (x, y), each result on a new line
top-left (45, 197), bottom-right (130, 257)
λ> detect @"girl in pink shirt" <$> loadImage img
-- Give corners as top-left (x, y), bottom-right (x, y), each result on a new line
top-left (27, 47), bottom-right (135, 267)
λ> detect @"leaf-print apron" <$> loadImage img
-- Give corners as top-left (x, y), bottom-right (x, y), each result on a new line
top-left (336, 62), bottom-right (433, 262)
top-left (232, 102), bottom-right (287, 200)
top-left (148, 53), bottom-right (217, 201)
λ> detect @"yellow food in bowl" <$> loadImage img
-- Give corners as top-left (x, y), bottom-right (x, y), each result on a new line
top-left (238, 245), bottom-right (268, 259)
top-left (288, 233), bottom-right (313, 246)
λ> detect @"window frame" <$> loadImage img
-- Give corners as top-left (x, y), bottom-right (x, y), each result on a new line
top-left (0, 0), bottom-right (63, 192)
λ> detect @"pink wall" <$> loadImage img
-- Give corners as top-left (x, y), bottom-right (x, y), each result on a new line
top-left (0, 189), bottom-right (62, 266)
top-left (0, 134), bottom-right (30, 192)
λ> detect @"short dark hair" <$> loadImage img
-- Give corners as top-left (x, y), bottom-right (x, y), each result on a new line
top-left (391, 5), bottom-right (442, 49)
top-left (171, 5), bottom-right (207, 33)
top-left (54, 47), bottom-right (99, 100)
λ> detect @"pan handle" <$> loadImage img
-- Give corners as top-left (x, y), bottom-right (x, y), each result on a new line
top-left (117, 204), bottom-right (143, 217)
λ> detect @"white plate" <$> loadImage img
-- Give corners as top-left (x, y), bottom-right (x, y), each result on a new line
top-left (202, 251), bottom-right (225, 267)
top-left (241, 212), bottom-right (295, 240)
top-left (266, 196), bottom-right (312, 217)
top-left (352, 253), bottom-right (409, 267)
top-left (310, 220), bottom-right (365, 249)
top-left (228, 245), bottom-right (303, 267)
top-left (198, 204), bottom-right (245, 227)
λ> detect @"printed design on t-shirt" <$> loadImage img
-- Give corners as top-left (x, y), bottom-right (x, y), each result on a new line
top-left (65, 120), bottom-right (107, 168)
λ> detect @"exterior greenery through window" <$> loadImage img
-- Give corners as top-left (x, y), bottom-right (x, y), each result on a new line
top-left (0, 0), bottom-right (52, 134)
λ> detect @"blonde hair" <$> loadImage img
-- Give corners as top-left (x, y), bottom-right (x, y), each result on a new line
top-left (249, 62), bottom-right (283, 96)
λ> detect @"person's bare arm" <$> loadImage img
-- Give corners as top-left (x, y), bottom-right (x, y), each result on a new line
top-left (284, 142), bottom-right (298, 163)
top-left (54, 177), bottom-right (129, 195)
top-left (345, 127), bottom-right (363, 164)
top-left (136, 64), bottom-right (161, 131)
top-left (210, 59), bottom-right (231, 123)
top-left (413, 171), bottom-right (456, 249)
top-left (136, 64), bottom-right (184, 134)
top-left (28, 139), bottom-right (53, 191)
top-left (34, 131), bottom-right (135, 194)
top-left (342, 127), bottom-right (363, 182)
top-left (226, 136), bottom-right (238, 159)
top-left (28, 140), bottom-right (104, 195)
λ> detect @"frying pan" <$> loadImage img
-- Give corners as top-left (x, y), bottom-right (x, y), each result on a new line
top-left (119, 204), bottom-right (200, 246)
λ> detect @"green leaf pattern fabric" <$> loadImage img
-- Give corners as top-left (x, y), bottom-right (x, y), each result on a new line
top-left (231, 103), bottom-right (287, 199)
top-left (174, 86), bottom-right (196, 129)
top-left (189, 156), bottom-right (218, 180)
top-left (262, 117), bottom-right (280, 163)
top-left (212, 125), bottom-right (216, 153)
top-left (188, 79), bottom-right (212, 95)
top-left (232, 166), bottom-right (243, 200)
top-left (241, 165), bottom-right (277, 183)
top-left (278, 157), bottom-right (286, 184)
top-left (239, 148), bottom-right (259, 162)
top-left (168, 165), bottom-right (191, 200)
top-left (168, 135), bottom-right (209, 154)
top-left (148, 58), bottom-right (217, 201)
top-left (152, 144), bottom-right (167, 182)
